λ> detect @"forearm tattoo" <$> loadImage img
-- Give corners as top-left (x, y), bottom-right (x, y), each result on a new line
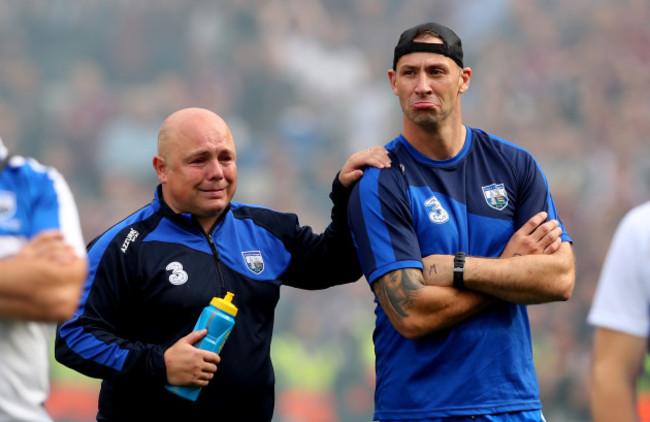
top-left (374, 269), bottom-right (423, 319)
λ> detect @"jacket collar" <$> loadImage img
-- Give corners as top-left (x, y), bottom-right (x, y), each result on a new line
top-left (154, 185), bottom-right (231, 234)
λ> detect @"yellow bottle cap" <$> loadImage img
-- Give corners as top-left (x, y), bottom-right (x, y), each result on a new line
top-left (210, 292), bottom-right (238, 316)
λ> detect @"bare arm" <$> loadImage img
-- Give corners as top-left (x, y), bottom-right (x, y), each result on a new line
top-left (591, 327), bottom-right (645, 422)
top-left (423, 242), bottom-right (574, 304)
top-left (374, 211), bottom-right (563, 338)
top-left (423, 212), bottom-right (575, 304)
top-left (372, 268), bottom-right (494, 339)
top-left (462, 241), bottom-right (575, 304)
top-left (0, 230), bottom-right (88, 321)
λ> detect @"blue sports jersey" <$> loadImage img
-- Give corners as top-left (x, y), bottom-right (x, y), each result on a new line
top-left (348, 127), bottom-right (571, 420)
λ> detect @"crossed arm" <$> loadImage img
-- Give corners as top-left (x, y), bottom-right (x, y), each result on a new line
top-left (0, 230), bottom-right (88, 322)
top-left (372, 212), bottom-right (576, 339)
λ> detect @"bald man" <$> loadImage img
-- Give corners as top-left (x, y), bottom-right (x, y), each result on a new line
top-left (54, 108), bottom-right (390, 421)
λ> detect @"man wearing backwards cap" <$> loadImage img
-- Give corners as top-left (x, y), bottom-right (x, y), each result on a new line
top-left (347, 22), bottom-right (576, 421)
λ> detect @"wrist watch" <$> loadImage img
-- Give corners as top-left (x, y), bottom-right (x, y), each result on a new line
top-left (453, 251), bottom-right (466, 289)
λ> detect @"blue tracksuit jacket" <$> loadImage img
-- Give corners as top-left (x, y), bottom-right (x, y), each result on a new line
top-left (56, 179), bottom-right (361, 421)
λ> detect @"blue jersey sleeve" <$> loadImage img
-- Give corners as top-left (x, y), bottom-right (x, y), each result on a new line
top-left (504, 144), bottom-right (572, 244)
top-left (348, 165), bottom-right (423, 284)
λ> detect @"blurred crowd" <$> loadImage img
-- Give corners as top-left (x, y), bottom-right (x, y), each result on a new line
top-left (1, 1), bottom-right (649, 421)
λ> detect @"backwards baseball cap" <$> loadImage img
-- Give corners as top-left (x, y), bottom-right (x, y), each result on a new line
top-left (393, 22), bottom-right (464, 70)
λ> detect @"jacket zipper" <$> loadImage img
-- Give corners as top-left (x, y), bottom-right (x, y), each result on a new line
top-left (206, 233), bottom-right (227, 295)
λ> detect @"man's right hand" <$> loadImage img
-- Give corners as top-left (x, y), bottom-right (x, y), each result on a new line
top-left (500, 211), bottom-right (562, 258)
top-left (164, 329), bottom-right (220, 387)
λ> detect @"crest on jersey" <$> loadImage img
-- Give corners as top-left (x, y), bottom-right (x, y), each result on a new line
top-left (482, 183), bottom-right (509, 211)
top-left (242, 251), bottom-right (265, 274)
top-left (424, 195), bottom-right (449, 224)
top-left (0, 191), bottom-right (16, 221)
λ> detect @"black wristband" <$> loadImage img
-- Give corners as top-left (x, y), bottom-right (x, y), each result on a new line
top-left (453, 251), bottom-right (466, 289)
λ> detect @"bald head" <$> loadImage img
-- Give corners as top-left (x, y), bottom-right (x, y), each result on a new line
top-left (157, 107), bottom-right (233, 161)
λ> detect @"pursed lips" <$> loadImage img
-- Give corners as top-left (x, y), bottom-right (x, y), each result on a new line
top-left (412, 100), bottom-right (436, 110)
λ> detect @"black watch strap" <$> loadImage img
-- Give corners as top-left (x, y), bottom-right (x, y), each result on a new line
top-left (453, 251), bottom-right (466, 289)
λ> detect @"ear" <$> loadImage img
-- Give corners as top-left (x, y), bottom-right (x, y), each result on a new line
top-left (388, 69), bottom-right (399, 95)
top-left (459, 67), bottom-right (472, 94)
top-left (153, 155), bottom-right (167, 184)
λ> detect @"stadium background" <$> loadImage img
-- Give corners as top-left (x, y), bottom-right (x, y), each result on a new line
top-left (1, 1), bottom-right (648, 421)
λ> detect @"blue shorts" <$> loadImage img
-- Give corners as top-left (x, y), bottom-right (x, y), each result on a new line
top-left (375, 410), bottom-right (546, 422)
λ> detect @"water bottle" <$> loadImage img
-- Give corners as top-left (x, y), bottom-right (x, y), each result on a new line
top-left (166, 291), bottom-right (238, 401)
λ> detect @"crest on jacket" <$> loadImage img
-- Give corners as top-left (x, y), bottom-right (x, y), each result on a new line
top-left (482, 183), bottom-right (509, 211)
top-left (0, 191), bottom-right (16, 221)
top-left (242, 251), bottom-right (264, 274)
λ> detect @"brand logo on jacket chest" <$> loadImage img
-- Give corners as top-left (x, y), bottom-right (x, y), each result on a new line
top-left (165, 261), bottom-right (189, 285)
top-left (121, 228), bottom-right (139, 253)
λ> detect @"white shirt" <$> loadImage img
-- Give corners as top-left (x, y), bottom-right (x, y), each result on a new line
top-left (588, 201), bottom-right (650, 338)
